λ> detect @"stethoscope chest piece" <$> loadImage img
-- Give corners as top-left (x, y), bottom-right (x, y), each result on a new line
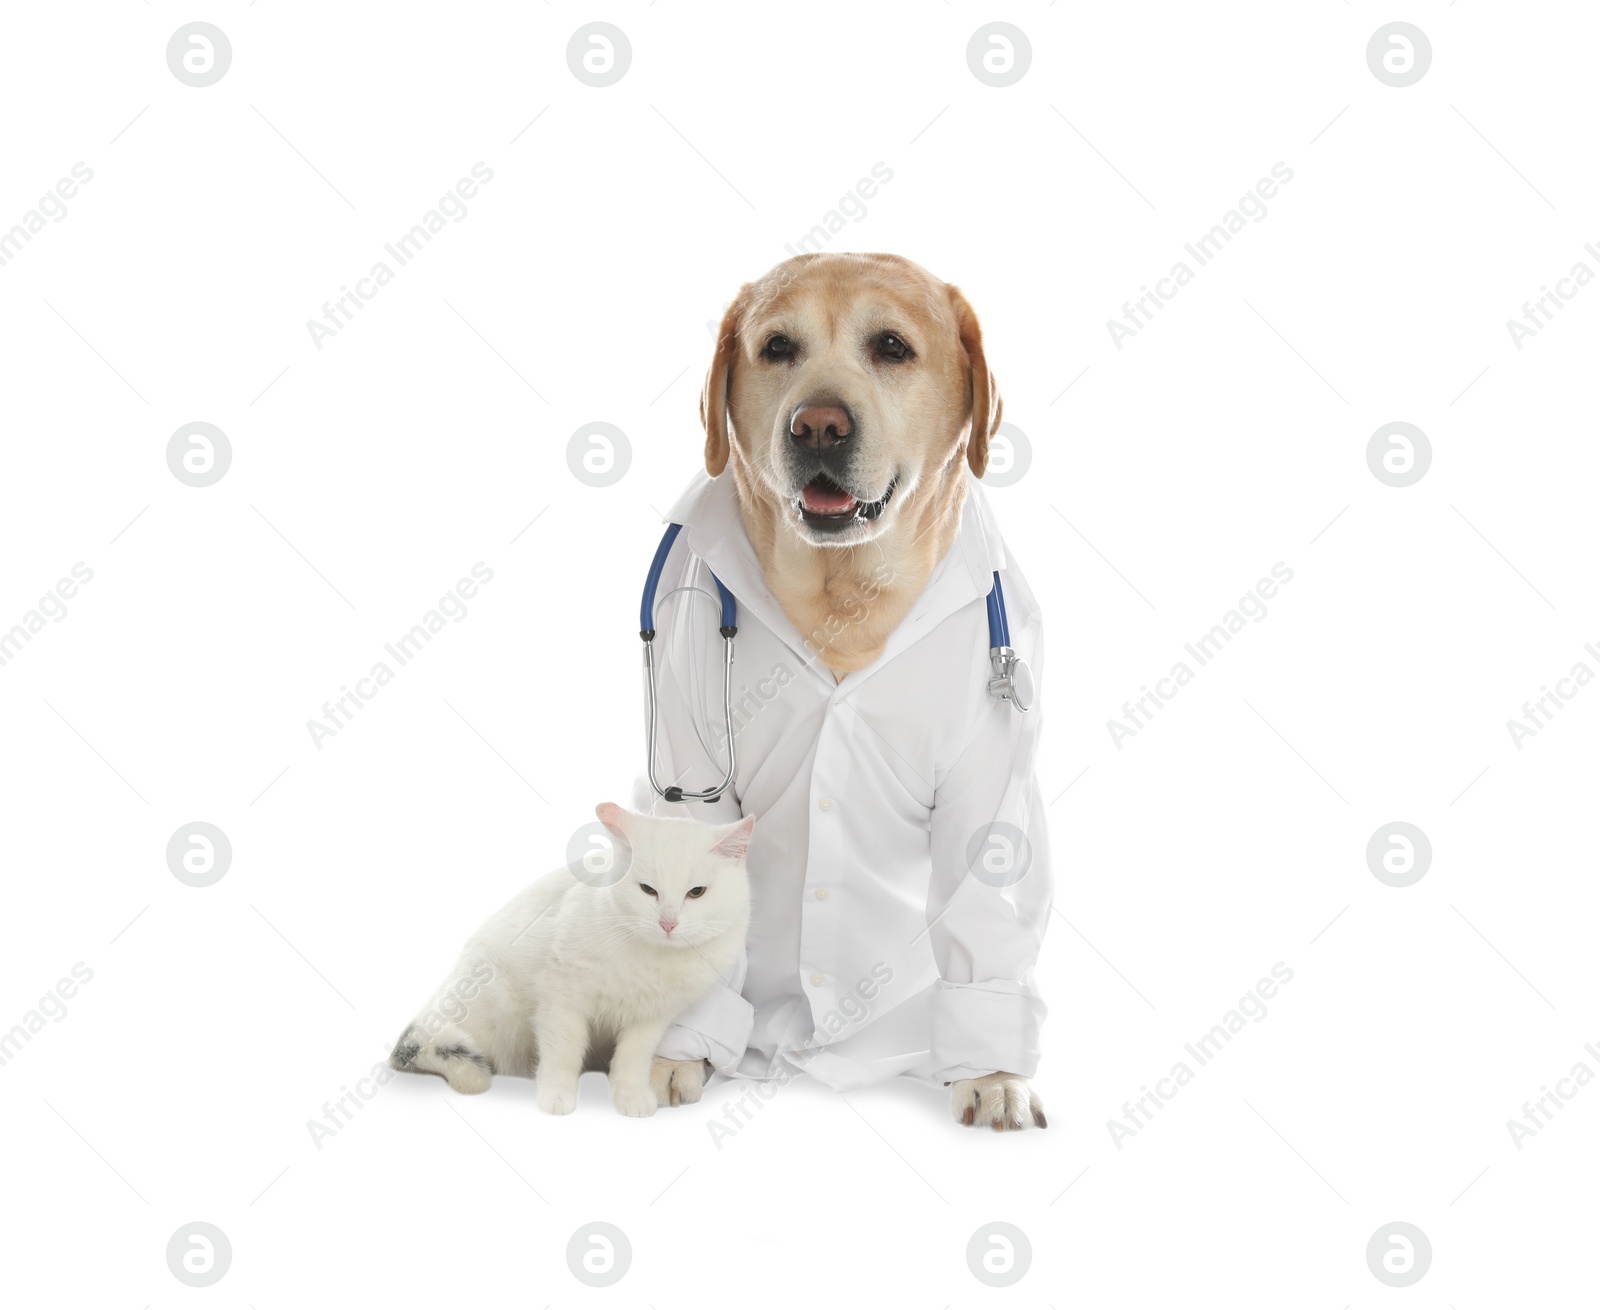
top-left (988, 646), bottom-right (1034, 713)
top-left (983, 570), bottom-right (1030, 713)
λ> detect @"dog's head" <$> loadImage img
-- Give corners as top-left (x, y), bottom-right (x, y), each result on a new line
top-left (700, 253), bottom-right (1001, 547)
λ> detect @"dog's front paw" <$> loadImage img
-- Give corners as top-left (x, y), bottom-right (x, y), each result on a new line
top-left (612, 1085), bottom-right (659, 1118)
top-left (649, 1056), bottom-right (707, 1108)
top-left (949, 1072), bottom-right (1046, 1131)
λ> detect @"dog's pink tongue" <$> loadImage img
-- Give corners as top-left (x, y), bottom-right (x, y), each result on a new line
top-left (802, 480), bottom-right (856, 514)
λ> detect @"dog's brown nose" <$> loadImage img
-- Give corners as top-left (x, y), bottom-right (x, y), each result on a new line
top-left (790, 403), bottom-right (852, 450)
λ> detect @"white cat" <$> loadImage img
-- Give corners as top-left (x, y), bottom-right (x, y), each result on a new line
top-left (390, 803), bottom-right (753, 1117)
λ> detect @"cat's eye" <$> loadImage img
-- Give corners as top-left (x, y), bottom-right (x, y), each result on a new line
top-left (639, 884), bottom-right (657, 898)
top-left (687, 886), bottom-right (707, 898)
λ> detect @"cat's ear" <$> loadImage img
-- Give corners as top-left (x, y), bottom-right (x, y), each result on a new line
top-left (709, 815), bottom-right (755, 862)
top-left (595, 803), bottom-right (634, 847)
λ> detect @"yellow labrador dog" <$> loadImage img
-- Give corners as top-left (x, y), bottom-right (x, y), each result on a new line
top-left (657, 251), bottom-right (1047, 1131)
top-left (702, 252), bottom-right (997, 675)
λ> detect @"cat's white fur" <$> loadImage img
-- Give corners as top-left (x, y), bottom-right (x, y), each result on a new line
top-left (390, 803), bottom-right (754, 1117)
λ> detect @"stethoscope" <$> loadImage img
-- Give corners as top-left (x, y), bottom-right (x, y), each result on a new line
top-left (640, 522), bottom-right (1032, 804)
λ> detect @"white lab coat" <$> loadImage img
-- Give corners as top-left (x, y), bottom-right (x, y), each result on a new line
top-left (633, 471), bottom-right (1051, 1090)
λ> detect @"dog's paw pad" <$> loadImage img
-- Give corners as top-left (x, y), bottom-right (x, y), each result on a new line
top-left (649, 1056), bottom-right (705, 1108)
top-left (950, 1074), bottom-right (1045, 1132)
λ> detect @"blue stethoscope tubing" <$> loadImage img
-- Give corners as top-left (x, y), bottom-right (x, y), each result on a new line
top-left (640, 523), bottom-right (735, 636)
top-left (639, 522), bottom-right (1030, 804)
top-left (986, 572), bottom-right (1011, 649)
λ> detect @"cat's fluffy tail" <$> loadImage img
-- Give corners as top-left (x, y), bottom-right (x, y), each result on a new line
top-left (388, 1023), bottom-right (494, 1094)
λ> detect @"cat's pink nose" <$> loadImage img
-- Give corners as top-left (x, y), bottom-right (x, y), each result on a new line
top-left (659, 918), bottom-right (678, 935)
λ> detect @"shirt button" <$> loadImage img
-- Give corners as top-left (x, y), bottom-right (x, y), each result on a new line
top-left (818, 797), bottom-right (833, 811)
top-left (814, 887), bottom-right (830, 900)
top-left (810, 972), bottom-right (825, 987)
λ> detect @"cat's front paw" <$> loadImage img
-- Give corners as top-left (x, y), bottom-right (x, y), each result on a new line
top-left (649, 1056), bottom-right (707, 1107)
top-left (537, 1081), bottom-right (579, 1115)
top-left (611, 1085), bottom-right (659, 1118)
top-left (949, 1072), bottom-right (1047, 1131)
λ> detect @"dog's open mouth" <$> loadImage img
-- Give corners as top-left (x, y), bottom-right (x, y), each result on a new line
top-left (795, 474), bottom-right (896, 530)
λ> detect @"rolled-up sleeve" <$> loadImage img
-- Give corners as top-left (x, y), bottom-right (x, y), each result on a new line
top-left (925, 587), bottom-right (1051, 1083)
top-left (654, 946), bottom-right (753, 1071)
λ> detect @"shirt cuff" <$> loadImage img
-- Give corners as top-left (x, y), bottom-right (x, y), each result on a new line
top-left (656, 984), bottom-right (755, 1073)
top-left (927, 979), bottom-right (1046, 1083)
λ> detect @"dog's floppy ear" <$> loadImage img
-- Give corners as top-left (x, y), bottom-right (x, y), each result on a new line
top-left (701, 286), bottom-right (749, 477)
top-left (947, 285), bottom-right (1002, 478)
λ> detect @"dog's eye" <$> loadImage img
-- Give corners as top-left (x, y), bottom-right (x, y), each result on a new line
top-left (639, 884), bottom-right (657, 897)
top-left (687, 886), bottom-right (707, 898)
top-left (762, 334), bottom-right (794, 361)
top-left (874, 332), bottom-right (913, 362)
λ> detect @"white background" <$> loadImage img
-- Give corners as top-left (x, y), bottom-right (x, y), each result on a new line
top-left (1, 1), bottom-right (1596, 1305)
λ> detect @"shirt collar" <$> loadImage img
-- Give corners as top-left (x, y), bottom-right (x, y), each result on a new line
top-left (663, 470), bottom-right (1005, 689)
